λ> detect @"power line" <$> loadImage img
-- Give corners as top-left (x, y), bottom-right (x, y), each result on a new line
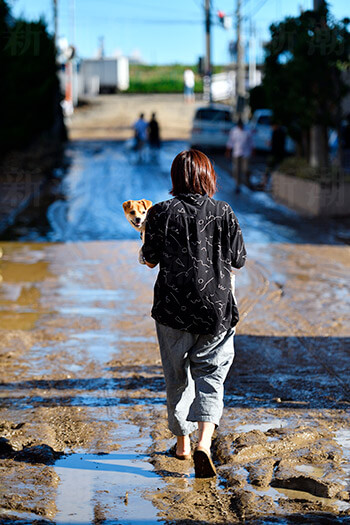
top-left (192, 0), bottom-right (204, 9)
top-left (58, 13), bottom-right (202, 25)
top-left (247, 0), bottom-right (269, 18)
top-left (81, 0), bottom-right (201, 16)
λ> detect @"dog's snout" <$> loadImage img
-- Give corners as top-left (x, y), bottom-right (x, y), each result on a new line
top-left (135, 217), bottom-right (141, 224)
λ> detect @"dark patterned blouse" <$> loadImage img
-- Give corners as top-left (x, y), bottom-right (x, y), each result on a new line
top-left (142, 193), bottom-right (246, 335)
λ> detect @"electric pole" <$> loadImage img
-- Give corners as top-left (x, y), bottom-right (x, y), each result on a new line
top-left (236, 0), bottom-right (245, 114)
top-left (248, 20), bottom-right (256, 90)
top-left (69, 0), bottom-right (76, 46)
top-left (204, 0), bottom-right (212, 102)
top-left (53, 0), bottom-right (58, 48)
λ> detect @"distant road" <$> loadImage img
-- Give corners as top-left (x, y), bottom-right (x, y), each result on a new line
top-left (68, 93), bottom-right (203, 141)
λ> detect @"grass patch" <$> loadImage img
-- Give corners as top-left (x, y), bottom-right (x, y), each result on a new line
top-left (128, 64), bottom-right (224, 94)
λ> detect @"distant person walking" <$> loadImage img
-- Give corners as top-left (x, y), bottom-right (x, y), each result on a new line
top-left (183, 68), bottom-right (195, 103)
top-left (263, 122), bottom-right (286, 189)
top-left (148, 112), bottom-right (161, 150)
top-left (133, 113), bottom-right (148, 161)
top-left (226, 119), bottom-right (253, 193)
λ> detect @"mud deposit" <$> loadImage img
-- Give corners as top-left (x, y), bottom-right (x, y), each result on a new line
top-left (0, 241), bottom-right (349, 523)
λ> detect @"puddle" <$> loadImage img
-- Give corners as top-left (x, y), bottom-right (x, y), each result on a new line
top-left (58, 288), bottom-right (124, 301)
top-left (68, 331), bottom-right (121, 363)
top-left (235, 419), bottom-right (288, 434)
top-left (120, 336), bottom-right (156, 343)
top-left (335, 429), bottom-right (350, 481)
top-left (54, 418), bottom-right (164, 524)
top-left (335, 429), bottom-right (350, 461)
top-left (58, 306), bottom-right (115, 316)
top-left (255, 485), bottom-right (350, 512)
top-left (55, 452), bottom-right (161, 524)
top-left (294, 464), bottom-right (325, 478)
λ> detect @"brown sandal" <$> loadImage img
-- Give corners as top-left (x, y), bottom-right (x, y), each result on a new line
top-left (193, 446), bottom-right (216, 478)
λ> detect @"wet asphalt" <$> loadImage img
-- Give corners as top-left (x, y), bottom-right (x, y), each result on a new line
top-left (2, 139), bottom-right (347, 245)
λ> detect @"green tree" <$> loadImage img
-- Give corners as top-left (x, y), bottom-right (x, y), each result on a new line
top-left (249, 85), bottom-right (267, 114)
top-left (0, 0), bottom-right (65, 154)
top-left (263, 3), bottom-right (350, 167)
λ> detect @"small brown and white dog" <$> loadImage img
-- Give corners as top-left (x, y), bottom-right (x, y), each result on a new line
top-left (122, 199), bottom-right (153, 263)
top-left (122, 199), bottom-right (153, 242)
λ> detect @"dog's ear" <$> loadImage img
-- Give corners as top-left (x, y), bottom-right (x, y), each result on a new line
top-left (141, 199), bottom-right (153, 210)
top-left (122, 200), bottom-right (131, 211)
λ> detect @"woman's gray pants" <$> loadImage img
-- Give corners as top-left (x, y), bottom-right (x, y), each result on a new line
top-left (155, 322), bottom-right (235, 436)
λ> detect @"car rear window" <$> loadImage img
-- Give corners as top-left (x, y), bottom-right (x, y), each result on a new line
top-left (195, 109), bottom-right (232, 122)
top-left (257, 115), bottom-right (271, 126)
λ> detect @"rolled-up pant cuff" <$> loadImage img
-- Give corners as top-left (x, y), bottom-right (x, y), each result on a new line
top-left (156, 322), bottom-right (235, 438)
top-left (168, 421), bottom-right (198, 436)
top-left (187, 414), bottom-right (221, 426)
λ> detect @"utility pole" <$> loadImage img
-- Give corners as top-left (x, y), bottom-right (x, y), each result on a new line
top-left (65, 0), bottom-right (77, 114)
top-left (236, 0), bottom-right (245, 115)
top-left (204, 0), bottom-right (212, 102)
top-left (53, 0), bottom-right (58, 48)
top-left (313, 0), bottom-right (325, 9)
top-left (248, 20), bottom-right (256, 90)
top-left (69, 0), bottom-right (76, 47)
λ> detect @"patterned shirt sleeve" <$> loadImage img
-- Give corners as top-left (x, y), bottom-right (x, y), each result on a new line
top-left (229, 210), bottom-right (247, 269)
top-left (142, 204), bottom-right (163, 265)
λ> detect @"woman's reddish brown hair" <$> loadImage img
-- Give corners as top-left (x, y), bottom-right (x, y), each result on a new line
top-left (170, 149), bottom-right (217, 197)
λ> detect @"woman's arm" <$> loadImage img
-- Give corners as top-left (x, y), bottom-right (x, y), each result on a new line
top-left (141, 204), bottom-right (163, 268)
top-left (229, 212), bottom-right (247, 269)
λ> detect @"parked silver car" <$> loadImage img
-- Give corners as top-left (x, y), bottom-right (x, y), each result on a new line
top-left (247, 109), bottom-right (295, 154)
top-left (190, 105), bottom-right (234, 149)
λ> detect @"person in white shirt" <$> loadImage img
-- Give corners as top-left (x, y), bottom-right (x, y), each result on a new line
top-left (183, 69), bottom-right (195, 103)
top-left (226, 118), bottom-right (253, 193)
top-left (133, 113), bottom-right (148, 161)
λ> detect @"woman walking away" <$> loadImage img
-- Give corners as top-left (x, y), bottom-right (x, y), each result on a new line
top-left (141, 149), bottom-right (246, 478)
top-left (226, 118), bottom-right (253, 193)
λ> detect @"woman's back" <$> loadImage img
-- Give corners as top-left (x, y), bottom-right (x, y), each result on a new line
top-left (143, 192), bottom-right (246, 335)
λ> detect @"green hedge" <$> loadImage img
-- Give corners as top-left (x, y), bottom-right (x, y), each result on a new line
top-left (128, 79), bottom-right (203, 93)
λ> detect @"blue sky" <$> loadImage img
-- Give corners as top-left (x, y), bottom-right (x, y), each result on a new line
top-left (10, 0), bottom-right (350, 64)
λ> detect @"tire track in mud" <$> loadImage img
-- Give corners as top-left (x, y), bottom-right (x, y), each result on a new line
top-left (273, 302), bottom-right (350, 399)
top-left (237, 259), bottom-right (272, 322)
top-left (232, 244), bottom-right (350, 409)
top-left (255, 244), bottom-right (350, 400)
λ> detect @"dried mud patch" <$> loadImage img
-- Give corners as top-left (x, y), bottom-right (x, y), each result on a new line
top-left (0, 406), bottom-right (122, 520)
top-left (0, 459), bottom-right (59, 520)
top-left (0, 407), bottom-right (119, 456)
top-left (213, 423), bottom-right (350, 521)
top-left (136, 407), bottom-right (350, 523)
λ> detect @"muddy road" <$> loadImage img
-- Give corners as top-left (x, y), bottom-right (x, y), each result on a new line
top-left (0, 95), bottom-right (350, 523)
top-left (0, 237), bottom-right (349, 523)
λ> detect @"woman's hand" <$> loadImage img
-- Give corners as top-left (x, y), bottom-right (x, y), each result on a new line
top-left (145, 260), bottom-right (157, 268)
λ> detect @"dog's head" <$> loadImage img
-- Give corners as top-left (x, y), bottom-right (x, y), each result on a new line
top-left (122, 199), bottom-right (153, 231)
